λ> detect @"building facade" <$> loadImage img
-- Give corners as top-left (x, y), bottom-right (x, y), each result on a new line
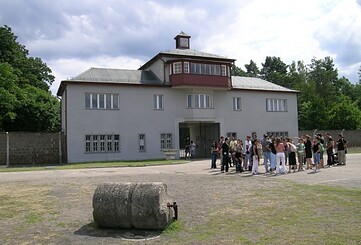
top-left (57, 32), bottom-right (298, 163)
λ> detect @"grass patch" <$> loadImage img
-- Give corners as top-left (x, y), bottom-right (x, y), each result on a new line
top-left (0, 159), bottom-right (187, 172)
top-left (163, 220), bottom-right (184, 235)
top-left (25, 212), bottom-right (42, 224)
top-left (166, 182), bottom-right (361, 244)
top-left (0, 185), bottom-right (54, 220)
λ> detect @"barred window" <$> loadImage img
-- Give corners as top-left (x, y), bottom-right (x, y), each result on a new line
top-left (85, 134), bottom-right (120, 153)
top-left (99, 135), bottom-right (106, 152)
top-left (160, 133), bottom-right (173, 149)
top-left (139, 134), bottom-right (146, 152)
top-left (266, 131), bottom-right (289, 139)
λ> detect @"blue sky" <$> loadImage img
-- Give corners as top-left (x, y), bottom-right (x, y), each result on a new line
top-left (1, 0), bottom-right (360, 95)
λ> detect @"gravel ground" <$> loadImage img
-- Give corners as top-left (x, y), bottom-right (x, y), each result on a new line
top-left (0, 154), bottom-right (360, 244)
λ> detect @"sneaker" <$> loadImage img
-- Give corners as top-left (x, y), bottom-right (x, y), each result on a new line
top-left (221, 171), bottom-right (224, 173)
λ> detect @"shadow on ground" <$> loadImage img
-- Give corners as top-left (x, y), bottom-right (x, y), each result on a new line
top-left (75, 222), bottom-right (162, 240)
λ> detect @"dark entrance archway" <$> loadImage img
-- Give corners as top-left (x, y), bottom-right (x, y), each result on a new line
top-left (179, 122), bottom-right (220, 159)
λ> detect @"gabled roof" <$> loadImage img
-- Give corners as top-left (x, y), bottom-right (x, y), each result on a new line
top-left (231, 76), bottom-right (298, 93)
top-left (70, 67), bottom-right (162, 84)
top-left (57, 68), bottom-right (298, 96)
top-left (56, 68), bottom-right (163, 96)
top-left (139, 48), bottom-right (235, 70)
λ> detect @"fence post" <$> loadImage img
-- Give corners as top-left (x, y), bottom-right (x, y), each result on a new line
top-left (58, 132), bottom-right (62, 164)
top-left (6, 132), bottom-right (9, 167)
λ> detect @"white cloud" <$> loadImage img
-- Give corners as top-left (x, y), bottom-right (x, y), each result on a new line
top-left (49, 55), bottom-right (144, 95)
top-left (1, 0), bottom-right (361, 96)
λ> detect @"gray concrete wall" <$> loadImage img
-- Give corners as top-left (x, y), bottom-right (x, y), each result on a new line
top-left (299, 130), bottom-right (361, 147)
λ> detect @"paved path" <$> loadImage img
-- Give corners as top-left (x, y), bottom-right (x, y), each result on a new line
top-left (1, 154), bottom-right (360, 188)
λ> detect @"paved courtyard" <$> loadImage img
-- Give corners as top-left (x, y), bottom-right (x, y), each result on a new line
top-left (1, 153), bottom-right (360, 189)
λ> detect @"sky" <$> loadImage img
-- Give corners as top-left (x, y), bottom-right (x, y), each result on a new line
top-left (1, 0), bottom-right (361, 95)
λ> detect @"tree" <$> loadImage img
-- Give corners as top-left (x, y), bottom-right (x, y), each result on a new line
top-left (0, 63), bottom-right (21, 129)
top-left (0, 25), bottom-right (59, 132)
top-left (328, 96), bottom-right (361, 130)
top-left (287, 60), bottom-right (307, 90)
top-left (244, 60), bottom-right (260, 77)
top-left (231, 64), bottom-right (248, 76)
top-left (260, 56), bottom-right (289, 87)
top-left (307, 57), bottom-right (339, 105)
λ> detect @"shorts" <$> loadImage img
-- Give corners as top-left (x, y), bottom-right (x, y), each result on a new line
top-left (313, 152), bottom-right (320, 164)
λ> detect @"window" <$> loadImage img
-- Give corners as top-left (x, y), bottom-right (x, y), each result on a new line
top-left (187, 94), bottom-right (213, 109)
top-left (154, 94), bottom-right (164, 110)
top-left (160, 133), bottom-right (173, 149)
top-left (184, 62), bottom-right (190, 73)
top-left (139, 134), bottom-right (146, 152)
top-left (85, 134), bottom-right (120, 153)
top-left (85, 135), bottom-right (91, 152)
top-left (267, 131), bottom-right (289, 139)
top-left (233, 97), bottom-right (242, 111)
top-left (190, 63), bottom-right (221, 75)
top-left (221, 65), bottom-right (227, 76)
top-left (85, 93), bottom-right (119, 109)
top-left (227, 132), bottom-right (237, 139)
top-left (266, 98), bottom-right (288, 112)
top-left (99, 135), bottom-right (106, 152)
top-left (173, 62), bottom-right (182, 74)
top-left (92, 135), bottom-right (98, 152)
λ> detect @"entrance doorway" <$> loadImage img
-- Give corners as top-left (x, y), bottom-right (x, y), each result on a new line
top-left (179, 122), bottom-right (220, 159)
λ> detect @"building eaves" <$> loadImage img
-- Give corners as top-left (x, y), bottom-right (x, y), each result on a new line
top-left (57, 68), bottom-right (163, 96)
top-left (139, 49), bottom-right (236, 70)
top-left (231, 76), bottom-right (298, 93)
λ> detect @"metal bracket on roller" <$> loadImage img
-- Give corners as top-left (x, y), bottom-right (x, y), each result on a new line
top-left (167, 202), bottom-right (178, 220)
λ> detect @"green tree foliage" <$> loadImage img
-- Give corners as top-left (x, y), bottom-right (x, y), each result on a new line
top-left (260, 56), bottom-right (289, 87)
top-left (231, 65), bottom-right (248, 76)
top-left (244, 60), bottom-right (260, 77)
top-left (328, 96), bottom-right (361, 130)
top-left (0, 25), bottom-right (59, 132)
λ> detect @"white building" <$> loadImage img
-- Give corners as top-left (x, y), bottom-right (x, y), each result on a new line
top-left (57, 32), bottom-right (298, 163)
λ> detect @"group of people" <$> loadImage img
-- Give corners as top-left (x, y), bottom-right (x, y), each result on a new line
top-left (211, 132), bottom-right (348, 175)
